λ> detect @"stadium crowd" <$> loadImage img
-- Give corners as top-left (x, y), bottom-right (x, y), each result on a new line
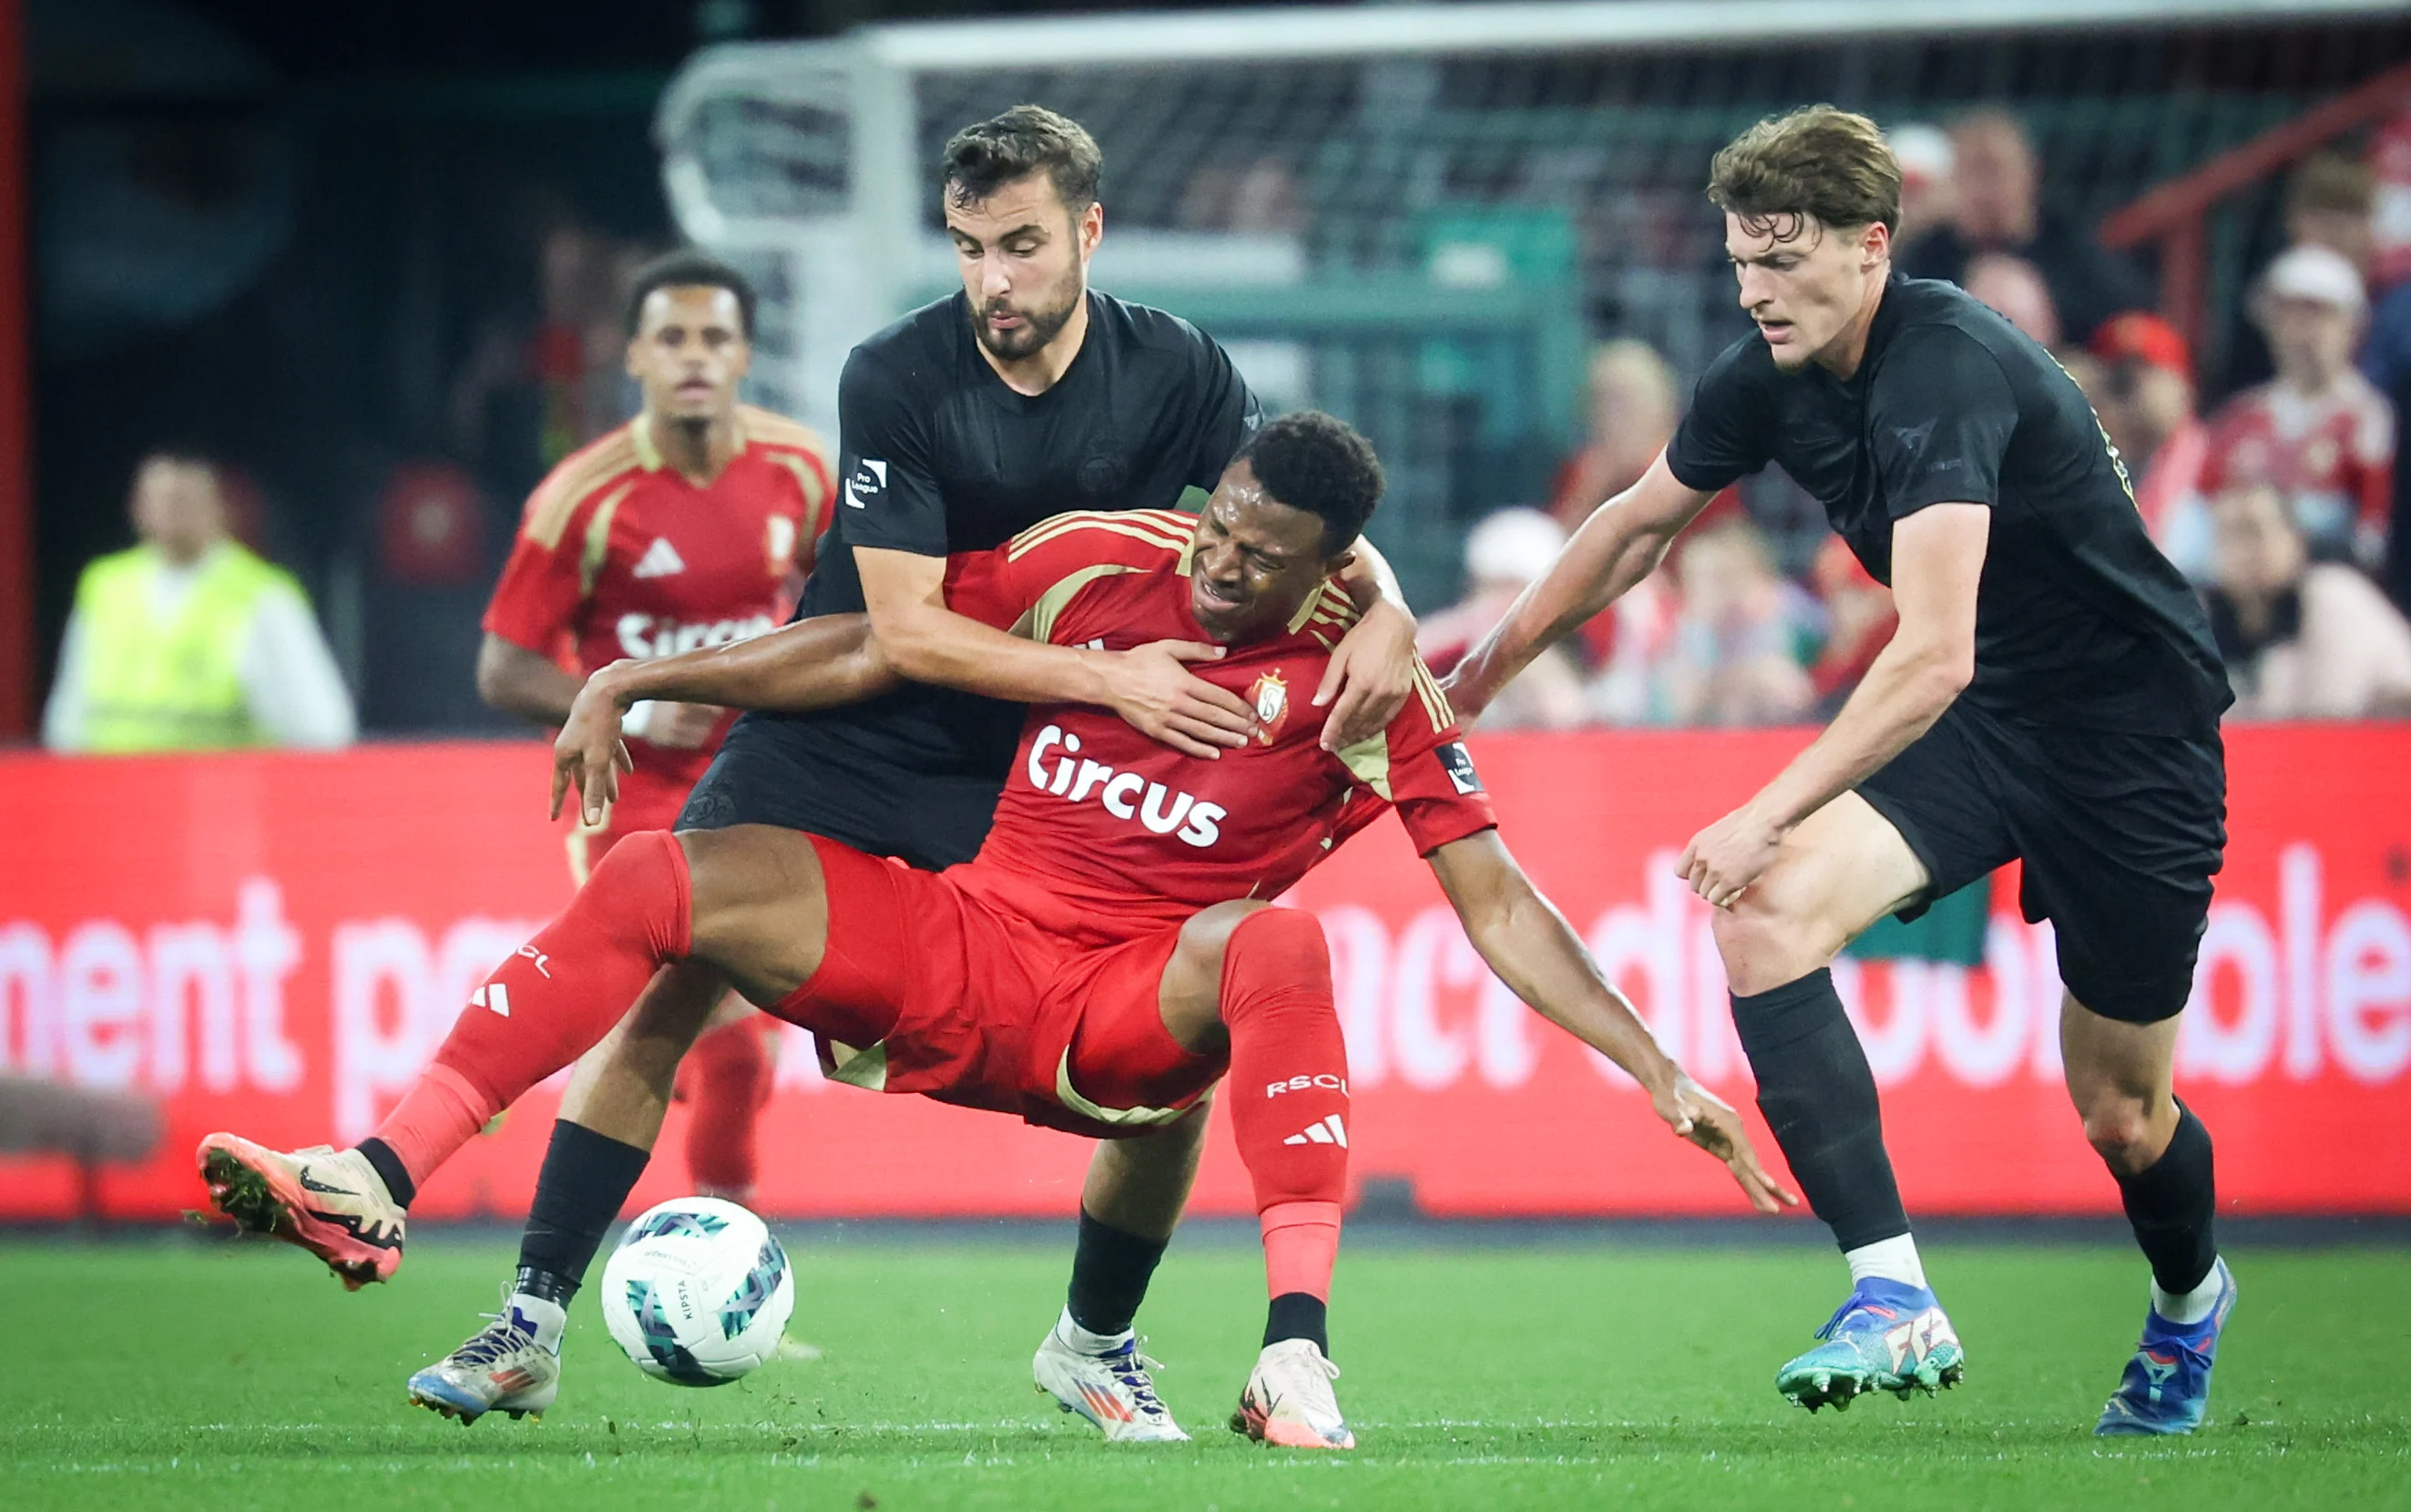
top-left (41, 105), bottom-right (2411, 751)
top-left (1424, 108), bottom-right (2411, 728)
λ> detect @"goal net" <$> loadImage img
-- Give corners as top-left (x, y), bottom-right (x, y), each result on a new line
top-left (656, 0), bottom-right (2406, 604)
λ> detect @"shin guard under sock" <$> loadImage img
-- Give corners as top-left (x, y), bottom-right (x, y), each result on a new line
top-left (1223, 909), bottom-right (1351, 1212)
top-left (682, 1017), bottom-right (773, 1199)
top-left (1221, 908), bottom-right (1349, 1349)
top-left (369, 831), bottom-right (691, 1190)
top-left (2114, 1101), bottom-right (2219, 1296)
top-left (515, 1119), bottom-right (654, 1301)
top-left (1731, 967), bottom-right (1910, 1253)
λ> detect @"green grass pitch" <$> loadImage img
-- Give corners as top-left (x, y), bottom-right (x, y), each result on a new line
top-left (5, 1231), bottom-right (2405, 1510)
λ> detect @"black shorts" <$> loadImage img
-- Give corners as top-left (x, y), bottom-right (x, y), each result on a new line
top-left (1854, 700), bottom-right (2226, 1025)
top-left (677, 711), bottom-right (1008, 873)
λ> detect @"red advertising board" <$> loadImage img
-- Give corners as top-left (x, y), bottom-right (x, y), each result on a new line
top-left (1, 726), bottom-right (2406, 1222)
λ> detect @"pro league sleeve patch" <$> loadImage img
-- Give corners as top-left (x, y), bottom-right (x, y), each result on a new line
top-left (1435, 741), bottom-right (1484, 795)
top-left (843, 457), bottom-right (889, 510)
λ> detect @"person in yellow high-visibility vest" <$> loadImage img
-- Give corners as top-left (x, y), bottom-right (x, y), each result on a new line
top-left (42, 454), bottom-right (356, 752)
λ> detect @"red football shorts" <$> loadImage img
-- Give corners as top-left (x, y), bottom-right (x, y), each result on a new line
top-left (774, 835), bottom-right (1219, 1139)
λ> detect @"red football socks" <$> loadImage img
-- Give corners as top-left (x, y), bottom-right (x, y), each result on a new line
top-left (368, 829), bottom-right (692, 1191)
top-left (1221, 906), bottom-right (1349, 1306)
top-left (681, 1017), bottom-right (774, 1200)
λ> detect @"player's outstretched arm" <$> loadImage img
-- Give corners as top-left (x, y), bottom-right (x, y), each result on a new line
top-left (1443, 453), bottom-right (1715, 723)
top-left (551, 614), bottom-right (894, 824)
top-left (857, 545), bottom-right (1260, 760)
top-left (1425, 829), bottom-right (1799, 1214)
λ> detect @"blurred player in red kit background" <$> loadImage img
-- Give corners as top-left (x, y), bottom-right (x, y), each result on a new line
top-left (475, 250), bottom-right (834, 1202)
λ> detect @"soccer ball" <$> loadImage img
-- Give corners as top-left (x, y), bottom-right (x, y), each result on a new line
top-left (599, 1196), bottom-right (795, 1386)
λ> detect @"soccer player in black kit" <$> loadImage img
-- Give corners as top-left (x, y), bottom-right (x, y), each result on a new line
top-left (373, 107), bottom-right (1423, 1434)
top-left (1449, 107), bottom-right (2235, 1435)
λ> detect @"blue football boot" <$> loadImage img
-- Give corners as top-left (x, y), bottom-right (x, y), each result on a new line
top-left (2095, 1258), bottom-right (2237, 1435)
top-left (1776, 1277), bottom-right (1965, 1413)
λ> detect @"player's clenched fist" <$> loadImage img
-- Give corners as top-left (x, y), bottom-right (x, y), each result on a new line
top-left (1098, 639), bottom-right (1260, 759)
top-left (1651, 1073), bottom-right (1799, 1215)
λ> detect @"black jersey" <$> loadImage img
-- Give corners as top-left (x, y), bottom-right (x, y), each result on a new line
top-left (721, 288), bottom-right (1261, 864)
top-left (1668, 273), bottom-right (2229, 738)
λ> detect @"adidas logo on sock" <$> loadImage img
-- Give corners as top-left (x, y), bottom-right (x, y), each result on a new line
top-left (1282, 1114), bottom-right (1347, 1148)
top-left (631, 536), bottom-right (687, 578)
top-left (471, 984), bottom-right (512, 1017)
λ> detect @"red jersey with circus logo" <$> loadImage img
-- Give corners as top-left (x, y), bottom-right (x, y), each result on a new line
top-left (936, 507), bottom-right (1497, 949)
top-left (483, 406), bottom-right (834, 813)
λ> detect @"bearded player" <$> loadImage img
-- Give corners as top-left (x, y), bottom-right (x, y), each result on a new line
top-left (475, 104), bottom-right (1418, 1440)
top-left (475, 250), bottom-right (834, 1205)
top-left (199, 414), bottom-right (1791, 1447)
top-left (1447, 107), bottom-right (2234, 1434)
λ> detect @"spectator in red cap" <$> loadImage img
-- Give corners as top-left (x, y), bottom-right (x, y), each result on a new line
top-left (2089, 312), bottom-right (2214, 578)
top-left (2201, 244), bottom-right (2395, 573)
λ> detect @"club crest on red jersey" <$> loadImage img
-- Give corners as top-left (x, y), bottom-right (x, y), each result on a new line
top-left (1250, 670), bottom-right (1290, 746)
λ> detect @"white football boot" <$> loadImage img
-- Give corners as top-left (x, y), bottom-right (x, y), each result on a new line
top-left (1231, 1338), bottom-right (1354, 1450)
top-left (196, 1135), bottom-right (405, 1289)
top-left (1032, 1321), bottom-right (1190, 1442)
top-left (406, 1293), bottom-right (565, 1425)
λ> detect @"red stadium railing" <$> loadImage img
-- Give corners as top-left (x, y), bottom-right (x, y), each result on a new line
top-left (2100, 58), bottom-right (2411, 373)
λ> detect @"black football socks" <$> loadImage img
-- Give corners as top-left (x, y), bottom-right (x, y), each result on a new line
top-left (1065, 1208), bottom-right (1170, 1338)
top-left (354, 1137), bottom-right (416, 1209)
top-left (513, 1119), bottom-right (652, 1304)
top-left (2112, 1100), bottom-right (2219, 1297)
top-left (1264, 1292), bottom-right (1330, 1355)
top-left (1732, 967), bottom-right (1912, 1252)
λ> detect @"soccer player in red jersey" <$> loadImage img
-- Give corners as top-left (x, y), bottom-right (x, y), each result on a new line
top-left (200, 413), bottom-right (1791, 1446)
top-left (475, 250), bottom-right (834, 1204)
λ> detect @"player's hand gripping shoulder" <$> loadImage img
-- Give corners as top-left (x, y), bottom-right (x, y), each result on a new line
top-left (1317, 541), bottom-right (1420, 751)
top-left (863, 545), bottom-right (1257, 760)
top-left (1425, 830), bottom-right (1798, 1215)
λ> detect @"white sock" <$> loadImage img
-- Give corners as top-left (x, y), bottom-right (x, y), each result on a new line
top-left (1844, 1234), bottom-right (1929, 1291)
top-left (504, 1292), bottom-right (567, 1353)
top-left (1053, 1304), bottom-right (1132, 1356)
top-left (2151, 1258), bottom-right (2226, 1326)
